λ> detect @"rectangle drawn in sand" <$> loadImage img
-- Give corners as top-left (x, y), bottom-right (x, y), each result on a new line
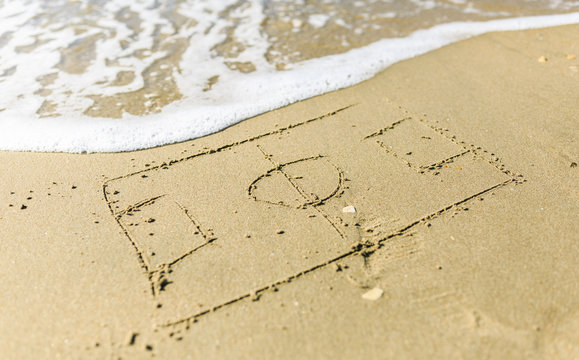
top-left (103, 103), bottom-right (521, 328)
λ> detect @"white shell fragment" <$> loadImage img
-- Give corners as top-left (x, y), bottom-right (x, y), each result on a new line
top-left (362, 287), bottom-right (384, 301)
top-left (342, 205), bottom-right (357, 213)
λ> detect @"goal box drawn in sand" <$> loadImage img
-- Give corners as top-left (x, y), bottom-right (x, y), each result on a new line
top-left (103, 103), bottom-right (519, 327)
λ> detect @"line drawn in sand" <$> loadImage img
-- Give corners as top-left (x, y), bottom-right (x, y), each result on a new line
top-left (102, 102), bottom-right (524, 330)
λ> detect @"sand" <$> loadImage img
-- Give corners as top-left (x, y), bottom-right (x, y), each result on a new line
top-left (0, 24), bottom-right (577, 359)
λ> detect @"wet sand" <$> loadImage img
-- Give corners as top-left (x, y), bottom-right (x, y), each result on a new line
top-left (0, 24), bottom-right (577, 359)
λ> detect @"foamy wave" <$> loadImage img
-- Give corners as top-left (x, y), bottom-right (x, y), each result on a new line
top-left (0, 0), bottom-right (578, 152)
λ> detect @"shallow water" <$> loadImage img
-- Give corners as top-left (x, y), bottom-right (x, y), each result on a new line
top-left (0, 0), bottom-right (578, 152)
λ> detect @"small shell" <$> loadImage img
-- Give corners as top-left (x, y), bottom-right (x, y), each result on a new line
top-left (362, 287), bottom-right (383, 301)
top-left (342, 205), bottom-right (356, 213)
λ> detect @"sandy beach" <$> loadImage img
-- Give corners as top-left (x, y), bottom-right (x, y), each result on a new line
top-left (0, 24), bottom-right (577, 359)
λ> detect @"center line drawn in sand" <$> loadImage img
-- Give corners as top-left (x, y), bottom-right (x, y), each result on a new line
top-left (102, 101), bottom-right (524, 330)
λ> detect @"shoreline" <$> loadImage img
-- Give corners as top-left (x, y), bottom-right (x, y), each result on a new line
top-left (1, 13), bottom-right (579, 153)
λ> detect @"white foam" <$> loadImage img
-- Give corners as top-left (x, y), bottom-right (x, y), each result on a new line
top-left (1, 10), bottom-right (578, 153)
top-left (309, 14), bottom-right (330, 28)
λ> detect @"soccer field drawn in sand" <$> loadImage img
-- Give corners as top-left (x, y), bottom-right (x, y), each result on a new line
top-left (102, 99), bottom-right (524, 329)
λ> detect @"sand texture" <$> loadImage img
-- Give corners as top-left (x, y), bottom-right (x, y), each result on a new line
top-left (0, 24), bottom-right (577, 359)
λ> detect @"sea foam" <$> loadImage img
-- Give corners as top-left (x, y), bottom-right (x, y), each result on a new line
top-left (0, 1), bottom-right (578, 153)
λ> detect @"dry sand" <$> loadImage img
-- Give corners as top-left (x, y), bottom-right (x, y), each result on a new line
top-left (0, 24), bottom-right (577, 359)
